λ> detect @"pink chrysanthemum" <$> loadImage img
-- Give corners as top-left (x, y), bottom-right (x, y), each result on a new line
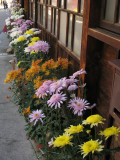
top-left (27, 41), bottom-right (50, 53)
top-left (43, 80), bottom-right (53, 86)
top-left (61, 78), bottom-right (78, 88)
top-left (68, 84), bottom-right (78, 91)
top-left (29, 109), bottom-right (45, 125)
top-left (49, 80), bottom-right (63, 93)
top-left (70, 69), bottom-right (86, 79)
top-left (35, 84), bottom-right (49, 99)
top-left (47, 93), bottom-right (67, 109)
top-left (68, 97), bottom-right (90, 116)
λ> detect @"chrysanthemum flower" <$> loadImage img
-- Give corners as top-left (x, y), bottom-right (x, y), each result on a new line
top-left (65, 125), bottom-right (84, 135)
top-left (70, 69), bottom-right (86, 79)
top-left (79, 139), bottom-right (104, 158)
top-left (67, 84), bottom-right (78, 91)
top-left (47, 92), bottom-right (67, 109)
top-left (25, 30), bottom-right (34, 35)
top-left (29, 109), bottom-right (45, 125)
top-left (31, 37), bottom-right (40, 42)
top-left (86, 130), bottom-right (91, 134)
top-left (17, 36), bottom-right (26, 42)
top-left (27, 41), bottom-right (50, 53)
top-left (23, 106), bottom-right (30, 115)
top-left (53, 134), bottom-right (73, 148)
top-left (28, 41), bottom-right (35, 46)
top-left (35, 84), bottom-right (49, 99)
top-left (49, 80), bottom-right (63, 93)
top-left (68, 97), bottom-right (90, 116)
top-left (48, 138), bottom-right (54, 147)
top-left (100, 126), bottom-right (120, 140)
top-left (82, 114), bottom-right (105, 128)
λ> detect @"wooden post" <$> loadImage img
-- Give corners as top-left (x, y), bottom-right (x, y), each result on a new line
top-left (9, 59), bottom-right (15, 70)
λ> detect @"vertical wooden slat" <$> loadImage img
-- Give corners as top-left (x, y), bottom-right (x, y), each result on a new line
top-left (51, 8), bottom-right (53, 32)
top-left (66, 13), bottom-right (69, 47)
top-left (45, 6), bottom-right (48, 28)
top-left (114, 0), bottom-right (119, 23)
top-left (71, 14), bottom-right (75, 51)
top-left (41, 5), bottom-right (43, 25)
top-left (57, 0), bottom-right (60, 8)
top-left (79, 0), bottom-right (91, 96)
top-left (101, 0), bottom-right (107, 20)
top-left (78, 0), bottom-right (81, 13)
top-left (57, 9), bottom-right (60, 40)
top-left (54, 9), bottom-right (56, 34)
top-left (64, 0), bottom-right (67, 9)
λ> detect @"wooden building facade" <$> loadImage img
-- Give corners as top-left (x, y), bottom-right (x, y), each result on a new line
top-left (22, 0), bottom-right (120, 159)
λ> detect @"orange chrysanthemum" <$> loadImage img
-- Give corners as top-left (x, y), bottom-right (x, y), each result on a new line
top-left (25, 61), bottom-right (41, 81)
top-left (23, 106), bottom-right (30, 115)
top-left (4, 68), bottom-right (24, 84)
top-left (33, 76), bottom-right (44, 89)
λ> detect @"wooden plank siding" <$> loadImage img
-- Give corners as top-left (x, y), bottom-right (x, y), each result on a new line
top-left (20, 0), bottom-right (120, 159)
top-left (25, 0), bottom-right (120, 120)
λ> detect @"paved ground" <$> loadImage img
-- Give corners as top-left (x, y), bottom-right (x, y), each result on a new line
top-left (0, 7), bottom-right (37, 160)
top-left (0, 8), bottom-right (10, 52)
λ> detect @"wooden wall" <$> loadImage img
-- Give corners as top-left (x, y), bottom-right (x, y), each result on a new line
top-left (24, 0), bottom-right (120, 159)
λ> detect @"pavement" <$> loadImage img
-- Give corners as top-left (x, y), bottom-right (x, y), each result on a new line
top-left (0, 7), bottom-right (37, 160)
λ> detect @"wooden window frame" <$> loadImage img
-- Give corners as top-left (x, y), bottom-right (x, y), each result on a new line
top-left (36, 0), bottom-right (84, 58)
top-left (100, 0), bottom-right (120, 34)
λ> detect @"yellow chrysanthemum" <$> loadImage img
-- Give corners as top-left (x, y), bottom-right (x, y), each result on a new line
top-left (100, 126), bottom-right (120, 140)
top-left (79, 139), bottom-right (104, 158)
top-left (22, 106), bottom-right (30, 115)
top-left (28, 41), bottom-right (35, 46)
top-left (30, 50), bottom-right (38, 54)
top-left (53, 134), bottom-right (73, 148)
top-left (65, 125), bottom-right (84, 135)
top-left (31, 37), bottom-right (40, 42)
top-left (25, 30), bottom-right (34, 35)
top-left (17, 36), bottom-right (26, 42)
top-left (82, 114), bottom-right (105, 128)
top-left (17, 61), bottom-right (21, 66)
top-left (86, 130), bottom-right (91, 134)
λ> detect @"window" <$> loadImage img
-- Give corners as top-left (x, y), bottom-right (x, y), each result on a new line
top-left (59, 0), bottom-right (84, 57)
top-left (100, 0), bottom-right (120, 34)
top-left (59, 11), bottom-right (67, 45)
top-left (37, 0), bottom-right (84, 57)
top-left (37, 1), bottom-right (46, 26)
top-left (52, 0), bottom-right (57, 6)
top-left (29, 0), bottom-right (35, 22)
top-left (67, 0), bottom-right (77, 12)
top-left (73, 16), bottom-right (83, 56)
top-left (47, 7), bottom-right (51, 31)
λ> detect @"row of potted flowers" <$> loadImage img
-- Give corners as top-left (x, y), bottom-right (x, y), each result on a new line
top-left (4, 2), bottom-right (120, 160)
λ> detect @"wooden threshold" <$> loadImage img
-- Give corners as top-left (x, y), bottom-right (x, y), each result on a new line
top-left (88, 28), bottom-right (120, 49)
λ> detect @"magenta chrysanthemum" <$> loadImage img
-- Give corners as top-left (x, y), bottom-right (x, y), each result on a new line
top-left (47, 93), bottom-right (67, 109)
top-left (29, 109), bottom-right (45, 125)
top-left (68, 97), bottom-right (90, 116)
top-left (19, 24), bottom-right (28, 31)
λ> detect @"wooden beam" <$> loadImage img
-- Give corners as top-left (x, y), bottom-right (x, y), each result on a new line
top-left (88, 28), bottom-right (120, 50)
